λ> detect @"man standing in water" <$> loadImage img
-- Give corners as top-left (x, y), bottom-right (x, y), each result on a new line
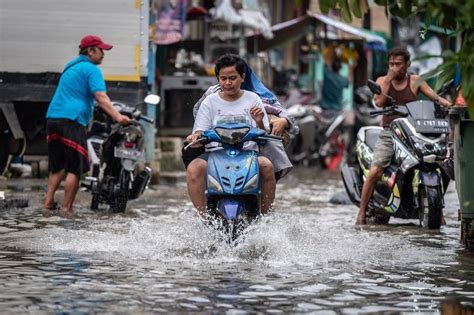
top-left (44, 35), bottom-right (130, 218)
top-left (355, 46), bottom-right (450, 225)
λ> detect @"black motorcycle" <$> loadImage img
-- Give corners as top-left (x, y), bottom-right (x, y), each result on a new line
top-left (82, 95), bottom-right (159, 212)
top-left (286, 103), bottom-right (348, 170)
top-left (341, 80), bottom-right (450, 228)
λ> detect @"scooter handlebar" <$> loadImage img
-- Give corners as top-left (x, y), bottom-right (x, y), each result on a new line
top-left (140, 115), bottom-right (154, 124)
top-left (369, 108), bottom-right (391, 117)
top-left (369, 105), bottom-right (408, 117)
top-left (183, 137), bottom-right (208, 151)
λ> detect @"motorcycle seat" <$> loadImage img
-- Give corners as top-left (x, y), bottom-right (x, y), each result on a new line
top-left (365, 128), bottom-right (382, 150)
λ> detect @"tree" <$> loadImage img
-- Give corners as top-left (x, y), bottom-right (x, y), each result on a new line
top-left (319, 0), bottom-right (474, 114)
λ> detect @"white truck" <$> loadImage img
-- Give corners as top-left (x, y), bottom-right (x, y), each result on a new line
top-left (0, 0), bottom-right (151, 174)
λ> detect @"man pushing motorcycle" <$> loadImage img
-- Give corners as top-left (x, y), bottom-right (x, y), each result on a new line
top-left (355, 46), bottom-right (451, 225)
top-left (44, 35), bottom-right (130, 218)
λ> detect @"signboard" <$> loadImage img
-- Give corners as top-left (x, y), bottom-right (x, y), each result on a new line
top-left (153, 0), bottom-right (188, 45)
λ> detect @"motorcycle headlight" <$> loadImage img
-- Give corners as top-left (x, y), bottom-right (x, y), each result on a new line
top-left (411, 136), bottom-right (447, 157)
top-left (207, 175), bottom-right (223, 193)
top-left (215, 127), bottom-right (250, 145)
top-left (243, 174), bottom-right (258, 192)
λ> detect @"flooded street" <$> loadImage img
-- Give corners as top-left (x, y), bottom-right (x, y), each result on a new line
top-left (0, 168), bottom-right (473, 313)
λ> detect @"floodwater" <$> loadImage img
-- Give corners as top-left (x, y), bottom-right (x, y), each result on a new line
top-left (0, 168), bottom-right (473, 314)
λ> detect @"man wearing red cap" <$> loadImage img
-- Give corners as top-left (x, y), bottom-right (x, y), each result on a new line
top-left (44, 34), bottom-right (130, 218)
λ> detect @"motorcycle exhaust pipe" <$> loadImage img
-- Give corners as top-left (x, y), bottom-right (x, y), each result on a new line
top-left (129, 167), bottom-right (151, 200)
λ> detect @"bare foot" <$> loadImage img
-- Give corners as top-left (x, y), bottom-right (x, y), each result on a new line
top-left (59, 209), bottom-right (75, 219)
top-left (44, 201), bottom-right (60, 211)
top-left (41, 209), bottom-right (59, 218)
top-left (355, 216), bottom-right (367, 225)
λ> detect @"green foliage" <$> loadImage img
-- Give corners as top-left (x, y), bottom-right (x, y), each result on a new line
top-left (319, 0), bottom-right (369, 22)
top-left (319, 0), bottom-right (474, 114)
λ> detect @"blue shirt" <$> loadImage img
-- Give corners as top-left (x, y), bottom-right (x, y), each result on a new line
top-left (320, 66), bottom-right (349, 111)
top-left (46, 55), bottom-right (106, 126)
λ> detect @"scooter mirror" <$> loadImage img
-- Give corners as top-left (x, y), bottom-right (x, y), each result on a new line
top-left (368, 80), bottom-right (382, 95)
top-left (144, 94), bottom-right (160, 105)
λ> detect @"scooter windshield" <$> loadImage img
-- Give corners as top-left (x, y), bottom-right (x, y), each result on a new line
top-left (405, 100), bottom-right (438, 120)
top-left (216, 114), bottom-right (251, 125)
top-left (405, 100), bottom-right (449, 134)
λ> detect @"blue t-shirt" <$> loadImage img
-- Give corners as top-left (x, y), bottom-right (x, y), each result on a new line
top-left (320, 66), bottom-right (349, 111)
top-left (46, 55), bottom-right (106, 126)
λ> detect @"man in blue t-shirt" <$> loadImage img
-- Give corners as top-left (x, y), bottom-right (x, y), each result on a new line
top-left (44, 34), bottom-right (130, 218)
top-left (320, 58), bottom-right (350, 111)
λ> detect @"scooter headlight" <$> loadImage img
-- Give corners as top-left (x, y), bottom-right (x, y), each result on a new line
top-left (207, 175), bottom-right (223, 193)
top-left (243, 174), bottom-right (258, 192)
top-left (411, 136), bottom-right (447, 158)
top-left (215, 127), bottom-right (250, 145)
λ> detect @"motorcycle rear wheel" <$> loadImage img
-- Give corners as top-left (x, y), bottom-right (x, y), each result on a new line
top-left (110, 170), bottom-right (131, 213)
top-left (418, 185), bottom-right (442, 229)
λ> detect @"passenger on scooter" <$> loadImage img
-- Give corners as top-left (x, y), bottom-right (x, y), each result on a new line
top-left (183, 57), bottom-right (294, 181)
top-left (355, 46), bottom-right (451, 225)
top-left (186, 54), bottom-right (276, 217)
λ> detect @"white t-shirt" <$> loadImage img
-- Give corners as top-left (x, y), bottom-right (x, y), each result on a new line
top-left (193, 90), bottom-right (270, 151)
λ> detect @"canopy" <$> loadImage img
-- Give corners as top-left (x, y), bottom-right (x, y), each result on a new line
top-left (247, 13), bottom-right (387, 52)
top-left (311, 13), bottom-right (387, 51)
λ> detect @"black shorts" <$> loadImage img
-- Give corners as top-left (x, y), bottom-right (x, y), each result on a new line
top-left (181, 145), bottom-right (205, 169)
top-left (46, 119), bottom-right (89, 175)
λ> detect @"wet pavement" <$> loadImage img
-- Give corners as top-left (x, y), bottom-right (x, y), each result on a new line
top-left (0, 168), bottom-right (473, 313)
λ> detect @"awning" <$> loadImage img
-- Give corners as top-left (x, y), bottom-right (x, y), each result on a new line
top-left (246, 13), bottom-right (387, 53)
top-left (311, 13), bottom-right (387, 51)
top-left (247, 15), bottom-right (313, 52)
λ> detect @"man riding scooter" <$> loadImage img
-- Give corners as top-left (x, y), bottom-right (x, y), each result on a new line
top-left (355, 46), bottom-right (451, 225)
top-left (186, 54), bottom-right (276, 217)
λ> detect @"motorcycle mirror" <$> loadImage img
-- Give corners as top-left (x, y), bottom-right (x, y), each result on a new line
top-left (144, 94), bottom-right (160, 105)
top-left (368, 80), bottom-right (382, 95)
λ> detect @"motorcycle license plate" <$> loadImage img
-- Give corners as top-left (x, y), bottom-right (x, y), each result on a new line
top-left (114, 147), bottom-right (143, 160)
top-left (414, 119), bottom-right (450, 134)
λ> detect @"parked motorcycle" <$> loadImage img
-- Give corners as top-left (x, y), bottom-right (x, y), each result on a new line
top-left (184, 115), bottom-right (282, 240)
top-left (82, 94), bottom-right (159, 212)
top-left (341, 80), bottom-right (450, 228)
top-left (286, 103), bottom-right (348, 170)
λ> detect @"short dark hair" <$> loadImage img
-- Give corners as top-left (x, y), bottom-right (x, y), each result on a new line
top-left (331, 58), bottom-right (342, 72)
top-left (387, 46), bottom-right (411, 63)
top-left (215, 54), bottom-right (246, 77)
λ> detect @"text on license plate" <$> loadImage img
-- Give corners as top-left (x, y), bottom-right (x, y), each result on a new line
top-left (415, 119), bottom-right (450, 133)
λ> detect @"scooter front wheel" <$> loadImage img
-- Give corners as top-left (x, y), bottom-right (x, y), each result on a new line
top-left (418, 185), bottom-right (442, 229)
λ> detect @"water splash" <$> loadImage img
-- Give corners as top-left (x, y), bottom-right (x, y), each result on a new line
top-left (10, 210), bottom-right (453, 271)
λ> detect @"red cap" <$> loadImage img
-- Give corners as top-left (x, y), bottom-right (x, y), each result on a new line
top-left (79, 35), bottom-right (113, 50)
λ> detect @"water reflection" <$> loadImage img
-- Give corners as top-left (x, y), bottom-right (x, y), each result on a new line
top-left (0, 168), bottom-right (472, 313)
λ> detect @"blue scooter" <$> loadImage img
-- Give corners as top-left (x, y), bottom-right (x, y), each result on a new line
top-left (185, 117), bottom-right (282, 239)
